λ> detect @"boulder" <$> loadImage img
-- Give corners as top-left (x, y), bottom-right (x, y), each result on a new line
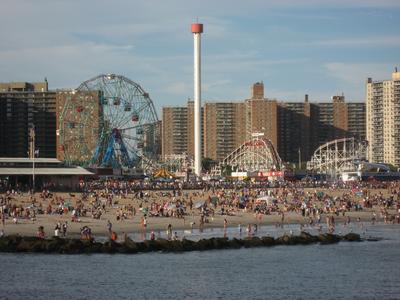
top-left (228, 238), bottom-right (243, 249)
top-left (168, 240), bottom-right (184, 252)
top-left (318, 233), bottom-right (341, 244)
top-left (16, 237), bottom-right (46, 253)
top-left (152, 239), bottom-right (170, 252)
top-left (195, 238), bottom-right (213, 251)
top-left (4, 235), bottom-right (23, 251)
top-left (101, 240), bottom-right (121, 254)
top-left (44, 237), bottom-right (66, 253)
top-left (261, 236), bottom-right (276, 246)
top-left (299, 231), bottom-right (319, 243)
top-left (181, 238), bottom-right (196, 251)
top-left (276, 234), bottom-right (294, 245)
top-left (59, 239), bottom-right (85, 254)
top-left (210, 237), bottom-right (230, 249)
top-left (243, 236), bottom-right (263, 248)
top-left (342, 233), bottom-right (361, 242)
top-left (121, 237), bottom-right (139, 253)
top-left (83, 240), bottom-right (103, 253)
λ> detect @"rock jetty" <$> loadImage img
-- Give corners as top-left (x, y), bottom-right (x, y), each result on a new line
top-left (0, 232), bottom-right (370, 254)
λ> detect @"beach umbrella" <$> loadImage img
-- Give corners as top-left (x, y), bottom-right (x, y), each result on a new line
top-left (139, 207), bottom-right (148, 214)
top-left (195, 201), bottom-right (205, 209)
top-left (256, 196), bottom-right (275, 205)
top-left (210, 197), bottom-right (219, 205)
top-left (167, 204), bottom-right (176, 210)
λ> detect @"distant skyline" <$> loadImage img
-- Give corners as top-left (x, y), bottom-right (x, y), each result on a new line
top-left (1, 0), bottom-right (399, 113)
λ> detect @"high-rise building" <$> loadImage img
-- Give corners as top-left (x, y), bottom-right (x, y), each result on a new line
top-left (278, 95), bottom-right (365, 163)
top-left (161, 83), bottom-right (366, 164)
top-left (277, 96), bottom-right (313, 163)
top-left (245, 82), bottom-right (278, 148)
top-left (0, 80), bottom-right (56, 158)
top-left (162, 106), bottom-right (188, 158)
top-left (203, 102), bottom-right (245, 161)
top-left (366, 70), bottom-right (400, 166)
top-left (161, 101), bottom-right (204, 160)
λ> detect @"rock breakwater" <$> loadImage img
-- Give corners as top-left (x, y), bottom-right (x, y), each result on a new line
top-left (0, 232), bottom-right (369, 254)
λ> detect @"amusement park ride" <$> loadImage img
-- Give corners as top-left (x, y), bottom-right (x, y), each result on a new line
top-left (59, 74), bottom-right (159, 171)
top-left (58, 73), bottom-right (375, 180)
top-left (210, 132), bottom-right (283, 178)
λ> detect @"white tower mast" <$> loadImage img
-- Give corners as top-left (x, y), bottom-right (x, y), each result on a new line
top-left (192, 23), bottom-right (203, 178)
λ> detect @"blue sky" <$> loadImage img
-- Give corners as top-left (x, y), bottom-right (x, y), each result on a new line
top-left (0, 0), bottom-right (399, 114)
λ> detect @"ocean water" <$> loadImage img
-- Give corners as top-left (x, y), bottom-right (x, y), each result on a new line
top-left (0, 224), bottom-right (399, 300)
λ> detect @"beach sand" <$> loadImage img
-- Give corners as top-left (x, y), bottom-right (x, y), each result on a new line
top-left (0, 188), bottom-right (395, 238)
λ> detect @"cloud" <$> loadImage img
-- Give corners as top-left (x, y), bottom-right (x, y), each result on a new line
top-left (312, 35), bottom-right (400, 48)
top-left (0, 0), bottom-right (398, 112)
top-left (165, 82), bottom-right (190, 95)
top-left (324, 62), bottom-right (395, 85)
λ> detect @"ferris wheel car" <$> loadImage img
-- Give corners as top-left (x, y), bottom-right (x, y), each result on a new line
top-left (132, 113), bottom-right (139, 122)
top-left (113, 97), bottom-right (121, 105)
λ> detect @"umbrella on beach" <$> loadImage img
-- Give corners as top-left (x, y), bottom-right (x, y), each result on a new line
top-left (195, 201), bottom-right (205, 209)
top-left (210, 197), bottom-right (219, 205)
top-left (256, 196), bottom-right (275, 205)
top-left (167, 204), bottom-right (176, 210)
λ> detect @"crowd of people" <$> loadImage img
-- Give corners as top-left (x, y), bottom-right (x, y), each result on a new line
top-left (0, 178), bottom-right (399, 241)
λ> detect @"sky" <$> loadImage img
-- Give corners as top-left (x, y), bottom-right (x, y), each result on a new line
top-left (0, 0), bottom-right (399, 115)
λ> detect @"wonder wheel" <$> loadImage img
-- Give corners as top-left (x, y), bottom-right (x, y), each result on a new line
top-left (60, 74), bottom-right (159, 168)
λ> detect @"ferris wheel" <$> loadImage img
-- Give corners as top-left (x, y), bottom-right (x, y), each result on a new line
top-left (60, 74), bottom-right (159, 168)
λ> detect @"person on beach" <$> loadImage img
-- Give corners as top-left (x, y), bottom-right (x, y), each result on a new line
top-left (110, 231), bottom-right (118, 241)
top-left (190, 222), bottom-right (195, 232)
top-left (37, 226), bottom-right (45, 239)
top-left (167, 224), bottom-right (172, 240)
top-left (62, 222), bottom-right (68, 237)
top-left (372, 212), bottom-right (377, 225)
top-left (54, 222), bottom-right (61, 237)
top-left (107, 220), bottom-right (112, 235)
top-left (247, 224), bottom-right (252, 236)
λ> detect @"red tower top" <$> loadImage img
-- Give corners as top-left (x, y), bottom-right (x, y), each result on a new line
top-left (191, 23), bottom-right (203, 33)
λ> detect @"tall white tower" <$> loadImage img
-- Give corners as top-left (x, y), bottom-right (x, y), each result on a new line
top-left (192, 23), bottom-right (203, 177)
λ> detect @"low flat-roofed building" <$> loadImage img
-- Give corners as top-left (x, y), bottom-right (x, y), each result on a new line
top-left (0, 157), bottom-right (94, 190)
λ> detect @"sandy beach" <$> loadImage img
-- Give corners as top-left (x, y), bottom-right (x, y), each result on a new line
top-left (1, 187), bottom-right (398, 239)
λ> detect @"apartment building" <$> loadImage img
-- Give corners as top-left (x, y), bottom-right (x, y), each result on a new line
top-left (366, 70), bottom-right (400, 166)
top-left (0, 80), bottom-right (57, 158)
top-left (203, 102), bottom-right (246, 161)
top-left (162, 83), bottom-right (366, 164)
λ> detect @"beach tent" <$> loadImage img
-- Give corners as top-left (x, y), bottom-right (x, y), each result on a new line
top-left (167, 203), bottom-right (176, 210)
top-left (153, 168), bottom-right (175, 178)
top-left (195, 201), bottom-right (205, 209)
top-left (256, 196), bottom-right (275, 205)
top-left (139, 207), bottom-right (148, 215)
top-left (210, 197), bottom-right (219, 205)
